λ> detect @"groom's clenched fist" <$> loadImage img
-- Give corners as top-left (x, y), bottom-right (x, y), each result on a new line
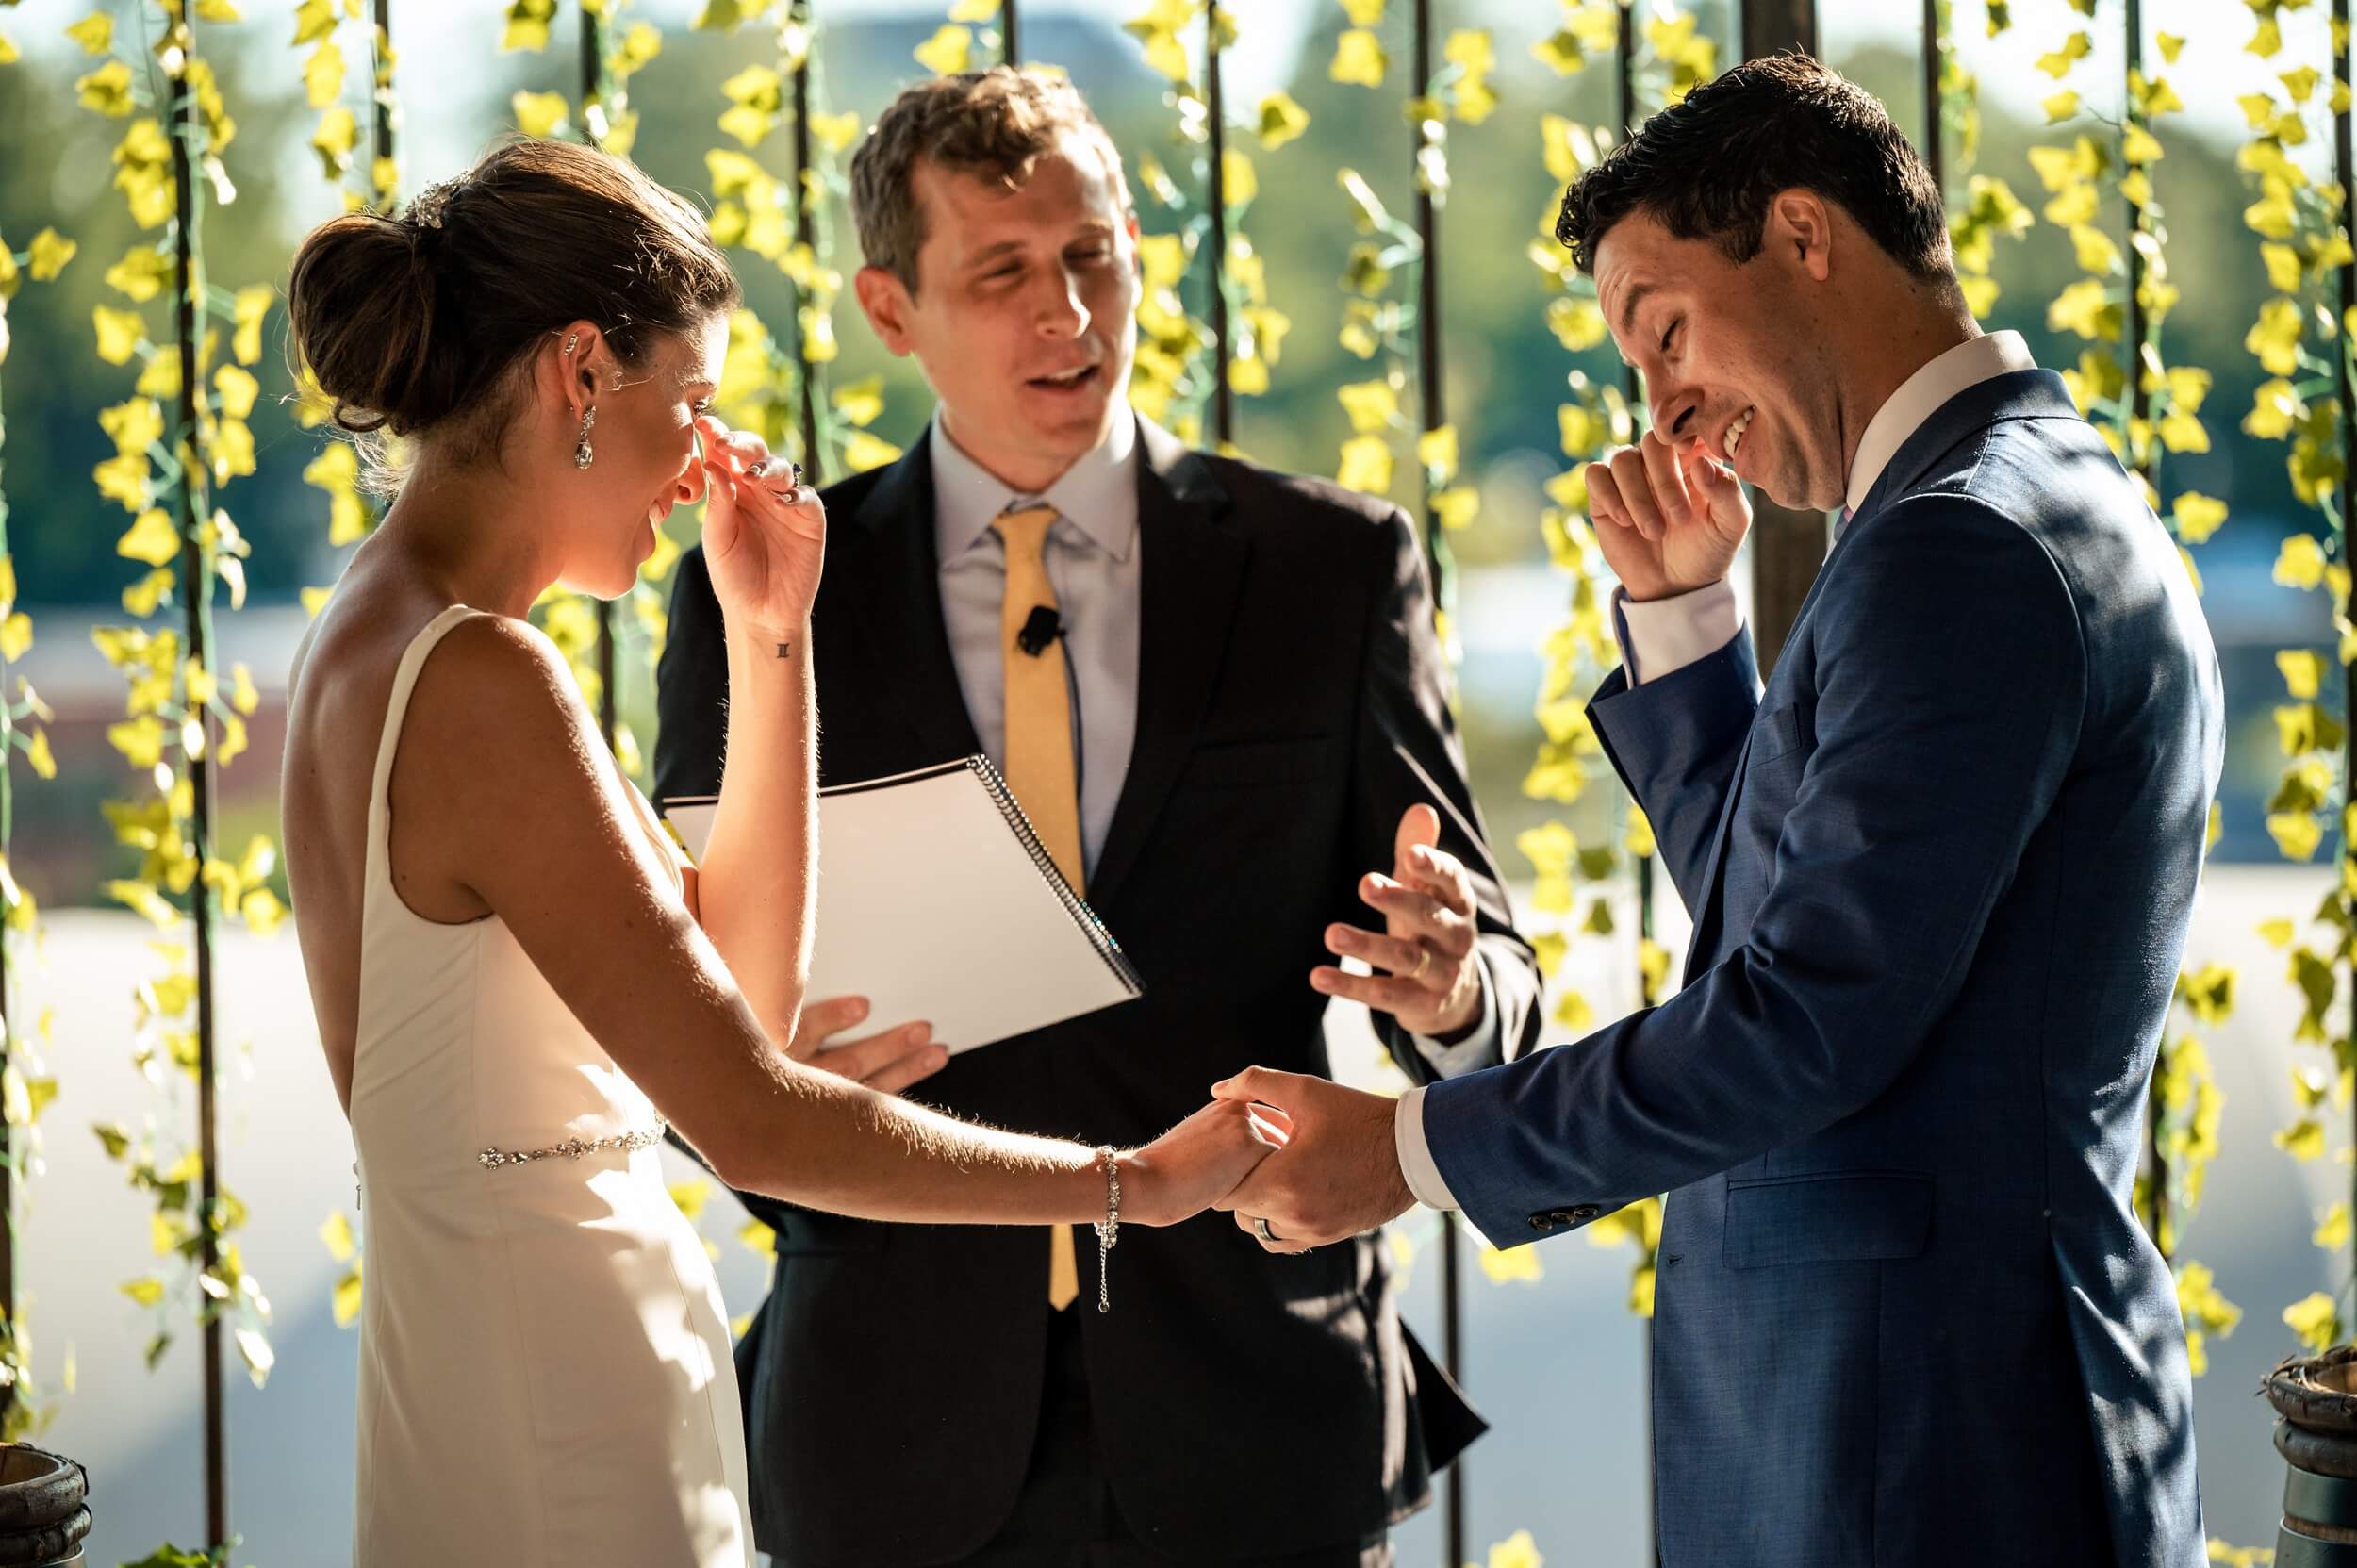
top-left (1586, 428), bottom-right (1752, 602)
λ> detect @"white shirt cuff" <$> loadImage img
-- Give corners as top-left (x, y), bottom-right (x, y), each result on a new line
top-left (1614, 579), bottom-right (1741, 685)
top-left (1393, 1085), bottom-right (1461, 1212)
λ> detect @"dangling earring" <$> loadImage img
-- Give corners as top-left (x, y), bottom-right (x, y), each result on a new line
top-left (573, 404), bottom-right (597, 470)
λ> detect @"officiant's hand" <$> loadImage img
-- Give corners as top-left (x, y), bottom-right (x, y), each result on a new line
top-left (697, 415), bottom-right (825, 634)
top-left (786, 996), bottom-right (948, 1097)
top-left (1314, 804), bottom-right (1482, 1039)
top-left (1587, 429), bottom-right (1750, 602)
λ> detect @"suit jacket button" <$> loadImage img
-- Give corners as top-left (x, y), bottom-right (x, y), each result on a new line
top-left (1568, 1204), bottom-right (1601, 1221)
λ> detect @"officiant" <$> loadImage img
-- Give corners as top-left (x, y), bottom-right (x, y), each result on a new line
top-left (653, 68), bottom-right (1541, 1568)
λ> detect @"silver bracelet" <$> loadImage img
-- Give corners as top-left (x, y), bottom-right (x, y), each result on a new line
top-left (1091, 1146), bottom-right (1121, 1314)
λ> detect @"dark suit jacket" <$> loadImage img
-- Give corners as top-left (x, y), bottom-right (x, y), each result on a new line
top-left (1422, 371), bottom-right (2220, 1568)
top-left (654, 417), bottom-right (1541, 1567)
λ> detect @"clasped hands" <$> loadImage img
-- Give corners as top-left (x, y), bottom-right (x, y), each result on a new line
top-left (784, 801), bottom-right (1482, 1244)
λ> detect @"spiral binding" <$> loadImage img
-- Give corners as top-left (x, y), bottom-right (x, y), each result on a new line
top-left (964, 754), bottom-right (1143, 997)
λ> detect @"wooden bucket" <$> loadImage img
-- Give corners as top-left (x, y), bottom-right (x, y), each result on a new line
top-left (2271, 1346), bottom-right (2357, 1567)
top-left (0, 1445), bottom-right (89, 1568)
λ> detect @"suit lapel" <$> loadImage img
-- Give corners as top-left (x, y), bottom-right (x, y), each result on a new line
top-left (842, 436), bottom-right (984, 767)
top-left (1675, 367), bottom-right (2082, 977)
top-left (1085, 421), bottom-right (1247, 912)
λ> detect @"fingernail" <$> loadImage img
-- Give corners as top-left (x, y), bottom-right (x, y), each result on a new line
top-left (1310, 971), bottom-right (1336, 992)
top-left (849, 999), bottom-right (869, 1019)
top-left (906, 1021), bottom-right (931, 1040)
top-left (1211, 1078), bottom-right (1232, 1094)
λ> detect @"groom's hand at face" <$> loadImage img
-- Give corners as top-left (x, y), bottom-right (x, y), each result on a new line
top-left (786, 996), bottom-right (949, 1097)
top-left (1586, 427), bottom-right (1751, 602)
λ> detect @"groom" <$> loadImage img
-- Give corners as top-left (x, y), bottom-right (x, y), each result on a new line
top-left (656, 67), bottom-right (1541, 1567)
top-left (1212, 54), bottom-right (2220, 1567)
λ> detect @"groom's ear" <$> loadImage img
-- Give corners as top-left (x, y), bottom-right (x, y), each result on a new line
top-left (1766, 190), bottom-right (1836, 284)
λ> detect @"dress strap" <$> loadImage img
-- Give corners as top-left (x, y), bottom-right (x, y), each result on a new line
top-left (364, 605), bottom-right (485, 893)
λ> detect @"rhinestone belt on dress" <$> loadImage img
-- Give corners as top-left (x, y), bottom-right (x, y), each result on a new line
top-left (477, 1122), bottom-right (669, 1170)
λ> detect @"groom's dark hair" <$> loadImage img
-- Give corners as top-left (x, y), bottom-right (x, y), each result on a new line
top-left (1557, 52), bottom-right (1953, 287)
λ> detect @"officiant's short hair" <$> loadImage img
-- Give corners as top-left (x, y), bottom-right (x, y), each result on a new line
top-left (850, 67), bottom-right (1133, 295)
top-left (1556, 52), bottom-right (1952, 288)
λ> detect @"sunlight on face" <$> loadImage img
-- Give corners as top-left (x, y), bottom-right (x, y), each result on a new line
top-left (893, 131), bottom-right (1140, 487)
top-left (565, 315), bottom-right (726, 600)
top-left (1594, 212), bottom-right (1841, 513)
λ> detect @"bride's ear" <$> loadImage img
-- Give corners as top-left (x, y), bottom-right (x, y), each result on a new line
top-left (541, 320), bottom-right (618, 419)
top-left (1767, 190), bottom-right (1835, 283)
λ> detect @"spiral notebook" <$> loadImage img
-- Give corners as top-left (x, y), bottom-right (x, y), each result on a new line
top-left (659, 756), bottom-right (1143, 1053)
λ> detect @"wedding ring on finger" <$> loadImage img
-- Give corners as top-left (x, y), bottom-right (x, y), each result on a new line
top-left (1409, 947), bottom-right (1432, 982)
top-left (1254, 1216), bottom-right (1277, 1244)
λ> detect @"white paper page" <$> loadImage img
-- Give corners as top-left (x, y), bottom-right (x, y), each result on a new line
top-left (662, 765), bottom-right (1138, 1052)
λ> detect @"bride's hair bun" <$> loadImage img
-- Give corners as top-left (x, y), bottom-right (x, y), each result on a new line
top-left (286, 137), bottom-right (741, 463)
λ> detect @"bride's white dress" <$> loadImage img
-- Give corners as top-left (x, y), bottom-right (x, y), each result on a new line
top-left (347, 605), bottom-right (753, 1566)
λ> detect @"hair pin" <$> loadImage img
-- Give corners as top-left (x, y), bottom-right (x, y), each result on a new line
top-left (408, 177), bottom-right (459, 231)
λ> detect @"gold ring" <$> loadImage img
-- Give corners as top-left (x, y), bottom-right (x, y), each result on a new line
top-left (1410, 947), bottom-right (1431, 981)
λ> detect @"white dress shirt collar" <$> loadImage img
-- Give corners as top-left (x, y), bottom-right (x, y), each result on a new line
top-left (931, 406), bottom-right (1142, 563)
top-left (1844, 329), bottom-right (2036, 516)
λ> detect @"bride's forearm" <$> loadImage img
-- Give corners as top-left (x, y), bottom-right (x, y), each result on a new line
top-left (724, 1063), bottom-right (1125, 1226)
top-left (695, 614), bottom-right (816, 1047)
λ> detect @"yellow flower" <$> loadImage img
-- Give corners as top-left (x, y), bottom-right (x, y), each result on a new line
top-left (1431, 487), bottom-right (1479, 532)
top-left (232, 287), bottom-right (272, 366)
top-left (2245, 297), bottom-right (2305, 377)
top-left (27, 229), bottom-right (75, 282)
top-left (2159, 495), bottom-right (2216, 544)
top-left (1338, 380), bottom-right (1398, 436)
top-left (2274, 532), bottom-right (2327, 590)
top-left (913, 25), bottom-right (972, 76)
top-left (1330, 29), bottom-right (1386, 88)
top-left (842, 432), bottom-right (902, 474)
top-left (117, 509), bottom-right (180, 568)
top-left (1476, 1244), bottom-right (1542, 1285)
top-left (1336, 435), bottom-right (1393, 495)
top-left (1256, 92), bottom-right (1310, 151)
top-left (93, 305), bottom-right (144, 365)
top-left (77, 58), bottom-right (134, 117)
top-left (512, 91), bottom-right (569, 140)
top-left (2284, 1291), bottom-right (2341, 1354)
top-left (1487, 1528), bottom-right (1544, 1568)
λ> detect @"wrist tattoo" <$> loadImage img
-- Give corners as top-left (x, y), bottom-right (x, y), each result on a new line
top-left (775, 640), bottom-right (793, 660)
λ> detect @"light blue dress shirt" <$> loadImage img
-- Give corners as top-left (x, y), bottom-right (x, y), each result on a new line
top-left (931, 404), bottom-right (1500, 1080)
top-left (931, 409), bottom-right (1142, 887)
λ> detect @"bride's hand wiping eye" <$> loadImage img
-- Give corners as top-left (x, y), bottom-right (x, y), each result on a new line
top-left (696, 414), bottom-right (826, 636)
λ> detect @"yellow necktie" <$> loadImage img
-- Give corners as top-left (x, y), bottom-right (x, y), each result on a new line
top-left (997, 504), bottom-right (1085, 1311)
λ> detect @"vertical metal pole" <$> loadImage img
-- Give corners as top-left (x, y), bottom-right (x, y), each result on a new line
top-left (789, 0), bottom-right (822, 480)
top-left (2122, 0), bottom-right (2172, 1262)
top-left (2124, 0), bottom-right (2148, 466)
top-left (1410, 0), bottom-right (1451, 614)
top-left (579, 0), bottom-right (620, 747)
top-left (169, 35), bottom-right (227, 1549)
top-left (1406, 5), bottom-right (1460, 1560)
top-left (999, 0), bottom-right (1017, 67)
top-left (1613, 11), bottom-right (1657, 1564)
top-left (1920, 0), bottom-right (1943, 193)
top-left (1203, 1), bottom-right (1233, 449)
top-left (1739, 0), bottom-right (1825, 675)
top-left (371, 0), bottom-right (395, 211)
top-left (2333, 0), bottom-right (2355, 1263)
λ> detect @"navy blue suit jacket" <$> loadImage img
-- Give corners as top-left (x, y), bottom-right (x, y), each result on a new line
top-left (1421, 370), bottom-right (2220, 1568)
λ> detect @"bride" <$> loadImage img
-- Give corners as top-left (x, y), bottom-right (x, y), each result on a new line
top-left (277, 138), bottom-right (1284, 1566)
